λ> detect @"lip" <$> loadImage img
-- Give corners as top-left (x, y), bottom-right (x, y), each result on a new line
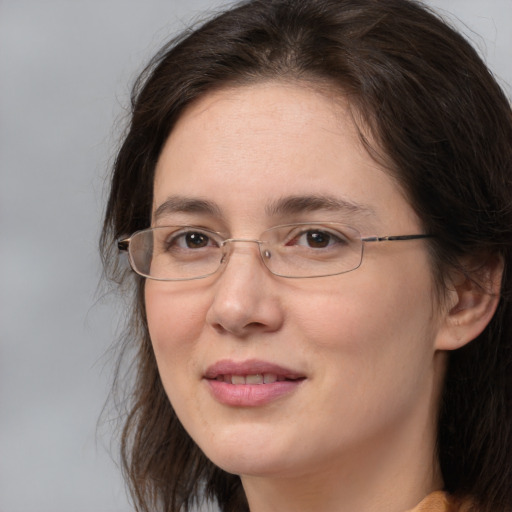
top-left (204, 359), bottom-right (306, 407)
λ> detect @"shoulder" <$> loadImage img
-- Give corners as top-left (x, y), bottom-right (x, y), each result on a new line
top-left (408, 491), bottom-right (475, 512)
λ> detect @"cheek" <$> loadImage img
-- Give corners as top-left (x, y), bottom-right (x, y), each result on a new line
top-left (290, 262), bottom-right (438, 388)
top-left (144, 282), bottom-right (210, 368)
top-left (144, 282), bottom-right (217, 432)
top-left (295, 280), bottom-right (438, 437)
top-left (291, 270), bottom-right (432, 339)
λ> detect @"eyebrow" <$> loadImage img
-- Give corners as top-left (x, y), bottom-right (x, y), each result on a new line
top-left (265, 194), bottom-right (375, 218)
top-left (153, 193), bottom-right (375, 223)
top-left (153, 195), bottom-right (223, 221)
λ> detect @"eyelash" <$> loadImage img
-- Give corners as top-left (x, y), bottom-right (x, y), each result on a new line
top-left (164, 230), bottom-right (219, 251)
top-left (284, 228), bottom-right (349, 248)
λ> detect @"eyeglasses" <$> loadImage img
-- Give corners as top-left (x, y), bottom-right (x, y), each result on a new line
top-left (117, 222), bottom-right (432, 281)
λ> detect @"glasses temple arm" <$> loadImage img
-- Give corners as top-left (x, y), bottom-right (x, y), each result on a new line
top-left (362, 234), bottom-right (433, 242)
top-left (117, 239), bottom-right (130, 251)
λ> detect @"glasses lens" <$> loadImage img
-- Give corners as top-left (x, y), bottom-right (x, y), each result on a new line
top-left (261, 223), bottom-right (363, 278)
top-left (129, 227), bottom-right (223, 280)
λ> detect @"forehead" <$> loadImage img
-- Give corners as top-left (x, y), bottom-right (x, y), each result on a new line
top-left (153, 82), bottom-right (418, 233)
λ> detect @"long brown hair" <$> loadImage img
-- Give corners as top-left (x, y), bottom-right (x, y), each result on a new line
top-left (101, 1), bottom-right (512, 511)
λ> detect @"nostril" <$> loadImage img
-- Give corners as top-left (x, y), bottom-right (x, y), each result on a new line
top-left (246, 321), bottom-right (266, 329)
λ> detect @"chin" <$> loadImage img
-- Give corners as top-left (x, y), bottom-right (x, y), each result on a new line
top-left (206, 449), bottom-right (297, 478)
top-left (190, 422), bottom-right (301, 477)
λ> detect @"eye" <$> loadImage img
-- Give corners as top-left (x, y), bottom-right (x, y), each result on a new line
top-left (182, 231), bottom-right (210, 249)
top-left (285, 228), bottom-right (348, 249)
top-left (164, 229), bottom-right (219, 251)
top-left (304, 230), bottom-right (332, 248)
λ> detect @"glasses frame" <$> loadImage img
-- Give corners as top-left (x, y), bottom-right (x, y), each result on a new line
top-left (117, 223), bottom-right (433, 281)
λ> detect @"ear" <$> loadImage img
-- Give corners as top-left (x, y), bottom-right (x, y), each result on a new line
top-left (434, 256), bottom-right (503, 351)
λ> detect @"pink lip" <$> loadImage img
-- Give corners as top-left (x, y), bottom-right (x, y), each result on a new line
top-left (204, 359), bottom-right (306, 407)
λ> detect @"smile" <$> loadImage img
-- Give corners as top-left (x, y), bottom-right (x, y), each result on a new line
top-left (204, 360), bottom-right (306, 406)
top-left (214, 374), bottom-right (298, 384)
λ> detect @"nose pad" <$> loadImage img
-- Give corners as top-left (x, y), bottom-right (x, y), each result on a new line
top-left (218, 241), bottom-right (238, 270)
top-left (218, 238), bottom-right (264, 271)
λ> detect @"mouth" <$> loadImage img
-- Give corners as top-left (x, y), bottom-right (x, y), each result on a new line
top-left (204, 359), bottom-right (305, 382)
top-left (211, 373), bottom-right (304, 385)
top-left (203, 359), bottom-right (306, 406)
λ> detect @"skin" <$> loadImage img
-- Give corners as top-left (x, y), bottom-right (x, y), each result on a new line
top-left (146, 82), bottom-right (459, 512)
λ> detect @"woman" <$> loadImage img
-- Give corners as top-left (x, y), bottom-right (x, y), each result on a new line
top-left (101, 0), bottom-right (512, 511)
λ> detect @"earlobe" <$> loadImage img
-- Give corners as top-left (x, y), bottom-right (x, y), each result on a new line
top-left (435, 256), bottom-right (503, 351)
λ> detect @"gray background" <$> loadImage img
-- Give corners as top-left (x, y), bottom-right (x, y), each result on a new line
top-left (0, 1), bottom-right (510, 511)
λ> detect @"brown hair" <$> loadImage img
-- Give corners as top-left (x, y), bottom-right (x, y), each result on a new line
top-left (101, 1), bottom-right (512, 511)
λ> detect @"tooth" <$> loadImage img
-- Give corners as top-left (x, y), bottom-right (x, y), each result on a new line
top-left (263, 373), bottom-right (277, 383)
top-left (246, 374), bottom-right (263, 384)
top-left (231, 375), bottom-right (246, 385)
top-left (277, 375), bottom-right (286, 382)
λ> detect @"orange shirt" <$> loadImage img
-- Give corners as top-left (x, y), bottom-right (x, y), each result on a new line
top-left (409, 491), bottom-right (473, 512)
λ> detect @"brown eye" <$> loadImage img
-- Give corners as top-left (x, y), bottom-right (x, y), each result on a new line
top-left (306, 231), bottom-right (331, 248)
top-left (284, 227), bottom-right (349, 250)
top-left (184, 232), bottom-right (210, 248)
top-left (164, 229), bottom-right (218, 252)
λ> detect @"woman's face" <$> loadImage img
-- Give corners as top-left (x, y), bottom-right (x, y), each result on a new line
top-left (146, 82), bottom-right (447, 481)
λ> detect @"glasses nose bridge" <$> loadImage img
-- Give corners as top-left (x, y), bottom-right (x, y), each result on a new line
top-left (220, 237), bottom-right (264, 253)
top-left (219, 237), bottom-right (267, 264)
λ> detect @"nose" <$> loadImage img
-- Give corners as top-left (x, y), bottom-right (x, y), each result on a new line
top-left (205, 241), bottom-right (284, 337)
